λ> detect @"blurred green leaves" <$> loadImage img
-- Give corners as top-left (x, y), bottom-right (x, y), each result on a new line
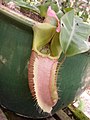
top-left (14, 0), bottom-right (40, 13)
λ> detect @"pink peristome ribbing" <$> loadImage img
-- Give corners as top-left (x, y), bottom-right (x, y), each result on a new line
top-left (28, 51), bottom-right (58, 113)
top-left (47, 6), bottom-right (60, 32)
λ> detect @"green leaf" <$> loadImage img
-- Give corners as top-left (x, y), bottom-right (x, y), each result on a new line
top-left (60, 10), bottom-right (90, 56)
top-left (14, 0), bottom-right (40, 13)
top-left (56, 10), bottom-right (64, 19)
top-left (64, 7), bottom-right (73, 13)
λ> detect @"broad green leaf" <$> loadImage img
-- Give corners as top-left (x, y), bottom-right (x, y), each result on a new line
top-left (60, 10), bottom-right (90, 56)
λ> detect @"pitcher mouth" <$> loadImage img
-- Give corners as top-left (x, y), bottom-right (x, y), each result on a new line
top-left (32, 22), bottom-right (62, 60)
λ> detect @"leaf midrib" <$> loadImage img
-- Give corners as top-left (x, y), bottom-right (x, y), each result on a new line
top-left (65, 18), bottom-right (76, 52)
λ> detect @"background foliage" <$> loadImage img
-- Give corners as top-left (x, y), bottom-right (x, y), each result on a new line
top-left (3, 0), bottom-right (90, 23)
top-left (20, 0), bottom-right (90, 22)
